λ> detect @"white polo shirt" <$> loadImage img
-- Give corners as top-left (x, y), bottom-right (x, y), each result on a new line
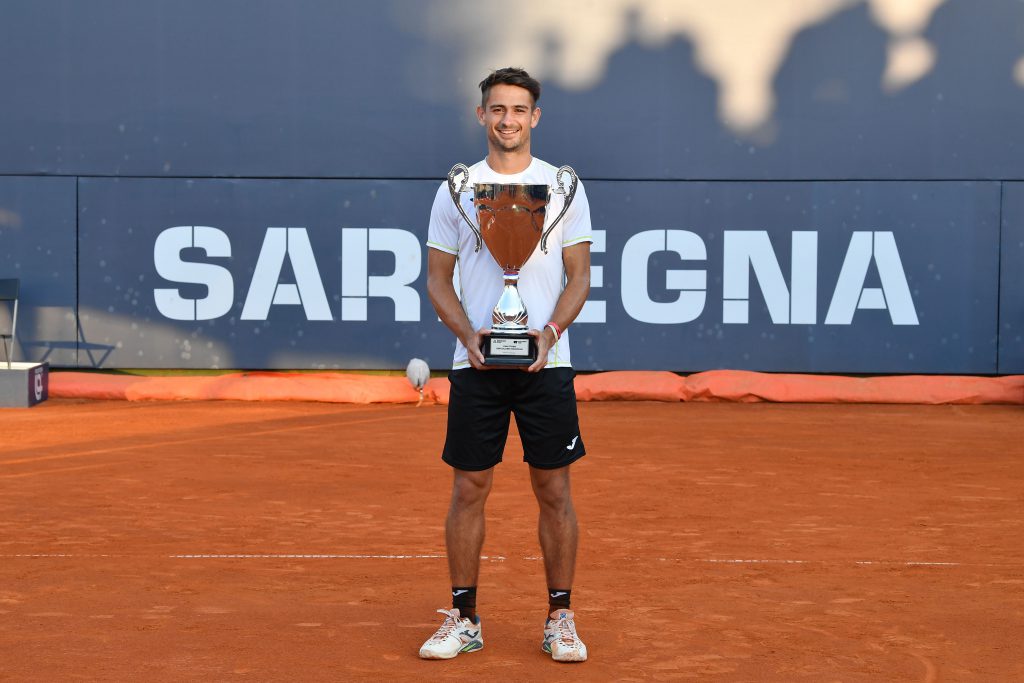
top-left (427, 157), bottom-right (593, 370)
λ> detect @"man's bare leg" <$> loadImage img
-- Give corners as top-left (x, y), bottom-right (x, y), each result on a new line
top-left (419, 467), bottom-right (493, 659)
top-left (529, 465), bottom-right (578, 601)
top-left (530, 465), bottom-right (588, 662)
top-left (445, 467), bottom-right (494, 621)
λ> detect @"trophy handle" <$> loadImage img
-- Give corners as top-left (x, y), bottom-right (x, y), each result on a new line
top-left (447, 163), bottom-right (482, 252)
top-left (541, 165), bottom-right (578, 254)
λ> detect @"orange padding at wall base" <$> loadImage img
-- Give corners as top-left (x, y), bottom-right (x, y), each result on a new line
top-left (49, 370), bottom-right (1024, 405)
top-left (574, 370), bottom-right (1024, 404)
top-left (50, 372), bottom-right (445, 405)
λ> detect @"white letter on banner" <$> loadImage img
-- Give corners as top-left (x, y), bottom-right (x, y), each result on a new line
top-left (341, 228), bottom-right (422, 321)
top-left (576, 229), bottom-right (606, 323)
top-left (722, 231), bottom-right (817, 324)
top-left (154, 225), bottom-right (234, 321)
top-left (621, 229), bottom-right (706, 324)
top-left (240, 228), bottom-right (332, 321)
top-left (825, 231), bottom-right (919, 325)
top-left (341, 228), bottom-right (368, 321)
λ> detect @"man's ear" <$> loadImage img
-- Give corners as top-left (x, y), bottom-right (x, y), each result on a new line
top-left (476, 106), bottom-right (485, 126)
top-left (531, 106), bottom-right (542, 128)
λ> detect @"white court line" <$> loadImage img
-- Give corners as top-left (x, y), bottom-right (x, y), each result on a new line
top-left (699, 559), bottom-right (810, 565)
top-left (2, 407), bottom-right (424, 468)
top-left (4, 554), bottom-right (117, 558)
top-left (691, 558), bottom-right (1009, 568)
top-left (0, 554), bottom-right (1018, 567)
top-left (855, 561), bottom-right (963, 567)
top-left (0, 553), bottom-right (505, 561)
top-left (168, 554), bottom-right (505, 560)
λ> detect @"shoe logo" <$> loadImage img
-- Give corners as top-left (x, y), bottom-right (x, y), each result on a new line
top-left (452, 589), bottom-right (469, 597)
top-left (459, 629), bottom-right (480, 639)
top-left (566, 436), bottom-right (579, 450)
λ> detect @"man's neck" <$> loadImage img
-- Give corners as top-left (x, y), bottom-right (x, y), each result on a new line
top-left (486, 149), bottom-right (532, 175)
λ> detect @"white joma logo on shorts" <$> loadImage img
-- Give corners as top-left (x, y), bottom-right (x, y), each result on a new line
top-left (566, 436), bottom-right (579, 450)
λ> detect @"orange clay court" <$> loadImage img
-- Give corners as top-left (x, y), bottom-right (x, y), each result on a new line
top-left (2, 393), bottom-right (1023, 681)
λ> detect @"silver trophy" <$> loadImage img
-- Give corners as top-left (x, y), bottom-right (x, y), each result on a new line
top-left (447, 163), bottom-right (578, 366)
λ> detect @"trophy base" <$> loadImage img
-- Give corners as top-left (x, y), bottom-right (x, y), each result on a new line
top-left (483, 331), bottom-right (537, 367)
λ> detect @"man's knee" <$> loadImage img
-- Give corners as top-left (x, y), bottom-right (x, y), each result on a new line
top-left (450, 468), bottom-right (494, 510)
top-left (530, 466), bottom-right (573, 511)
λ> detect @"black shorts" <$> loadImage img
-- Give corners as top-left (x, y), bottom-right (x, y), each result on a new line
top-left (442, 367), bottom-right (586, 471)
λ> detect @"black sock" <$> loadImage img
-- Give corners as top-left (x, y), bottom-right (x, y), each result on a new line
top-left (548, 588), bottom-right (571, 612)
top-left (452, 586), bottom-right (477, 622)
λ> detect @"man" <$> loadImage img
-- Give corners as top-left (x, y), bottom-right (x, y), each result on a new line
top-left (419, 67), bottom-right (591, 664)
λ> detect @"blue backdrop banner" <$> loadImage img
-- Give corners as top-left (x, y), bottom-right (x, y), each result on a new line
top-left (77, 178), bottom-right (1000, 372)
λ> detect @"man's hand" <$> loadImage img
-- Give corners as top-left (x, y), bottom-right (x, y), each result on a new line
top-left (462, 328), bottom-right (491, 370)
top-left (525, 326), bottom-right (556, 373)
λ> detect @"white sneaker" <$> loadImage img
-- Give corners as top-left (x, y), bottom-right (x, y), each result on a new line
top-left (542, 609), bottom-right (588, 662)
top-left (418, 608), bottom-right (483, 659)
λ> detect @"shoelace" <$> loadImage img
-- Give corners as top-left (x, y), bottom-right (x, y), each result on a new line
top-left (555, 617), bottom-right (579, 646)
top-left (429, 609), bottom-right (461, 641)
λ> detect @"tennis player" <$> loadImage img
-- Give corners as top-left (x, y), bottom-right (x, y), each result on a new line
top-left (419, 67), bottom-right (592, 663)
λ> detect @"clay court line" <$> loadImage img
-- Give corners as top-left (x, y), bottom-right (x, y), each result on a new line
top-left (695, 558), bottom-right (992, 567)
top-left (0, 553), bottom-right (1019, 568)
top-left (0, 409), bottom-right (436, 468)
top-left (0, 553), bottom-right (506, 562)
top-left (0, 463), bottom-right (119, 479)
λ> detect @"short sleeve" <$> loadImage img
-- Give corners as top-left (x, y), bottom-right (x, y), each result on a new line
top-left (560, 180), bottom-right (593, 248)
top-left (427, 182), bottom-right (460, 255)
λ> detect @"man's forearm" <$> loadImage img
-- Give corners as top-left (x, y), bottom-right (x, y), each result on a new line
top-left (428, 276), bottom-right (477, 347)
top-left (546, 241), bottom-right (591, 335)
top-left (547, 274), bottom-right (590, 332)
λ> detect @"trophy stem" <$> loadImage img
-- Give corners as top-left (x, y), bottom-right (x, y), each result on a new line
top-left (492, 271), bottom-right (528, 331)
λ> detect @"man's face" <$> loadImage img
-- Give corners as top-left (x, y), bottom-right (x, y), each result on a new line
top-left (477, 83), bottom-right (541, 154)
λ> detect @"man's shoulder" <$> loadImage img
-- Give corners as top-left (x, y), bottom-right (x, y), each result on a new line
top-left (466, 159), bottom-right (490, 180)
top-left (530, 157), bottom-right (559, 179)
top-left (435, 159), bottom-right (488, 190)
top-left (433, 160), bottom-right (484, 209)
top-left (534, 157), bottom-right (566, 171)
top-left (530, 158), bottom-right (584, 187)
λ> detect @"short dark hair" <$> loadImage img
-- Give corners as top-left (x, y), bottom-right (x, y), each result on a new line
top-left (479, 67), bottom-right (541, 107)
